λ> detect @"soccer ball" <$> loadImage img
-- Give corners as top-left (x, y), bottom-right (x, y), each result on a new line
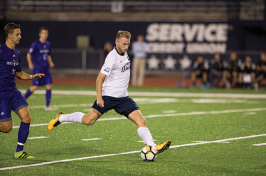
top-left (140, 146), bottom-right (158, 161)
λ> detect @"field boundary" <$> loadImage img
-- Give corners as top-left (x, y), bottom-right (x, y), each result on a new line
top-left (1, 134), bottom-right (265, 171)
top-left (20, 90), bottom-right (266, 99)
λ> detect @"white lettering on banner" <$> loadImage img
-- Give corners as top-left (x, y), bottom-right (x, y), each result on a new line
top-left (148, 43), bottom-right (185, 53)
top-left (146, 23), bottom-right (228, 54)
top-left (186, 43), bottom-right (227, 53)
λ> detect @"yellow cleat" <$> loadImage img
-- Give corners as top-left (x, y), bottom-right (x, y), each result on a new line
top-left (48, 112), bottom-right (64, 131)
top-left (155, 140), bottom-right (171, 153)
top-left (15, 151), bottom-right (35, 159)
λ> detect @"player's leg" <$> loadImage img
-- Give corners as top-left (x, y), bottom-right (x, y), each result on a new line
top-left (48, 108), bottom-right (102, 130)
top-left (138, 58), bottom-right (145, 87)
top-left (0, 121), bottom-right (13, 133)
top-left (24, 85), bottom-right (38, 99)
top-left (15, 106), bottom-right (34, 158)
top-left (232, 71), bottom-right (238, 88)
top-left (45, 84), bottom-right (53, 110)
top-left (128, 110), bottom-right (155, 145)
top-left (132, 58), bottom-right (139, 87)
top-left (128, 110), bottom-right (171, 153)
top-left (191, 71), bottom-right (196, 87)
top-left (44, 71), bottom-right (53, 110)
top-left (11, 90), bottom-right (34, 159)
top-left (0, 99), bottom-right (13, 133)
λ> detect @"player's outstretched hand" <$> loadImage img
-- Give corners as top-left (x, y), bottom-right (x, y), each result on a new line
top-left (32, 73), bottom-right (45, 79)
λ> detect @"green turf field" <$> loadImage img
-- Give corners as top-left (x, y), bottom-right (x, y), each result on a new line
top-left (1, 86), bottom-right (266, 175)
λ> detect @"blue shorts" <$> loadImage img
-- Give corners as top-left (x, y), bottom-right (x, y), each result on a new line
top-left (0, 89), bottom-right (28, 122)
top-left (32, 70), bottom-right (53, 86)
top-left (92, 96), bottom-right (139, 117)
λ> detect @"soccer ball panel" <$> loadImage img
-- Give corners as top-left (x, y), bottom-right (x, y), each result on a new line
top-left (140, 146), bottom-right (158, 161)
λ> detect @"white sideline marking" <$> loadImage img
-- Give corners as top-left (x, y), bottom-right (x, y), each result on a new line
top-left (13, 107), bottom-right (266, 129)
top-left (1, 134), bottom-right (265, 171)
top-left (28, 136), bottom-right (47, 140)
top-left (252, 143), bottom-right (266, 146)
top-left (193, 141), bottom-right (230, 143)
top-left (162, 110), bottom-right (176, 113)
top-left (81, 138), bottom-right (101, 141)
top-left (245, 112), bottom-right (257, 115)
top-left (20, 90), bottom-right (266, 99)
top-left (29, 104), bottom-right (92, 109)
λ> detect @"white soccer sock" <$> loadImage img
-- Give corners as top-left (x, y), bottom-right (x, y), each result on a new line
top-left (59, 112), bottom-right (84, 123)
top-left (137, 127), bottom-right (156, 147)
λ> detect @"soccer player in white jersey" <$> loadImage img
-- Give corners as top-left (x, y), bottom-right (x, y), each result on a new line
top-left (48, 31), bottom-right (171, 154)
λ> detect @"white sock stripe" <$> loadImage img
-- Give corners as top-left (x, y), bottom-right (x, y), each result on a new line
top-left (17, 142), bottom-right (24, 146)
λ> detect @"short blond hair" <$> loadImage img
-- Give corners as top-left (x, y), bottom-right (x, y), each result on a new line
top-left (116, 30), bottom-right (131, 40)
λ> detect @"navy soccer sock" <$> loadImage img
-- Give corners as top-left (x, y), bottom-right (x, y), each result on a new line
top-left (46, 89), bottom-right (52, 107)
top-left (16, 121), bottom-right (30, 152)
top-left (24, 89), bottom-right (32, 99)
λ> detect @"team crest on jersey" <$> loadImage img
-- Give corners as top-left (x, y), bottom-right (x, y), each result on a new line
top-left (104, 67), bottom-right (110, 72)
top-left (121, 62), bottom-right (130, 72)
top-left (7, 59), bottom-right (18, 66)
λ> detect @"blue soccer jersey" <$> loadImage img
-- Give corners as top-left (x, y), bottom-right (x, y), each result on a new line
top-left (28, 40), bottom-right (51, 73)
top-left (0, 43), bottom-right (22, 93)
top-left (0, 43), bottom-right (28, 121)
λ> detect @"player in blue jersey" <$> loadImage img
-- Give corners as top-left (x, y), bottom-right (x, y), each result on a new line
top-left (0, 23), bottom-right (44, 158)
top-left (24, 27), bottom-right (55, 111)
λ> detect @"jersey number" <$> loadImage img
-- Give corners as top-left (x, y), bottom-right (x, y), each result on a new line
top-left (43, 54), bottom-right (48, 61)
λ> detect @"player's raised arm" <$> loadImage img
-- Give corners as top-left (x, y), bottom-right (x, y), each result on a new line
top-left (16, 71), bottom-right (45, 80)
top-left (96, 72), bottom-right (106, 107)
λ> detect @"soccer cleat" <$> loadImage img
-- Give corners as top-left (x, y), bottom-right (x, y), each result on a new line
top-left (15, 151), bottom-right (35, 159)
top-left (48, 112), bottom-right (64, 131)
top-left (155, 140), bottom-right (171, 153)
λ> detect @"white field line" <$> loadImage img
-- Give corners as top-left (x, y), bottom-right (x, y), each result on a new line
top-left (252, 143), bottom-right (266, 146)
top-left (81, 138), bottom-right (101, 141)
top-left (20, 90), bottom-right (266, 99)
top-left (28, 136), bottom-right (47, 140)
top-left (193, 141), bottom-right (230, 143)
top-left (1, 134), bottom-right (265, 171)
top-left (13, 107), bottom-right (266, 129)
top-left (29, 104), bottom-right (92, 109)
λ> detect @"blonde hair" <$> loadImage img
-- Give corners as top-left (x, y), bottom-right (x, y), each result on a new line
top-left (116, 30), bottom-right (131, 40)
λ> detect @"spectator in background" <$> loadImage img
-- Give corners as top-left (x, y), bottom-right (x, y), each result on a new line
top-left (210, 53), bottom-right (224, 88)
top-left (222, 52), bottom-right (242, 89)
top-left (104, 42), bottom-right (113, 58)
top-left (256, 52), bottom-right (266, 89)
top-left (191, 56), bottom-right (209, 88)
top-left (24, 27), bottom-right (55, 111)
top-left (132, 35), bottom-right (148, 87)
top-left (239, 56), bottom-right (256, 89)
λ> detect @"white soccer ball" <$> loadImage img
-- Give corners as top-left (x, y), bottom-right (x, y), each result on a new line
top-left (140, 146), bottom-right (158, 161)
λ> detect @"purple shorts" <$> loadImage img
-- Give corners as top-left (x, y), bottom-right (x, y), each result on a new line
top-left (0, 89), bottom-right (28, 122)
top-left (32, 70), bottom-right (53, 86)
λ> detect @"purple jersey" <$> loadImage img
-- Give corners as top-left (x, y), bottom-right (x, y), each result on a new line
top-left (28, 40), bottom-right (51, 72)
top-left (0, 43), bottom-right (22, 93)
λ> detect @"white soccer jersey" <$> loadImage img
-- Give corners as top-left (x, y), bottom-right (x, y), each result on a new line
top-left (100, 47), bottom-right (131, 98)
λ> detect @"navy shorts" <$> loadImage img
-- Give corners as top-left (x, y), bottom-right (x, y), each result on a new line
top-left (0, 89), bottom-right (28, 122)
top-left (32, 70), bottom-right (53, 86)
top-left (92, 96), bottom-right (139, 118)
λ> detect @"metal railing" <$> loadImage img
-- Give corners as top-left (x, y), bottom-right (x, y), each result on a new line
top-left (6, 0), bottom-right (228, 13)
